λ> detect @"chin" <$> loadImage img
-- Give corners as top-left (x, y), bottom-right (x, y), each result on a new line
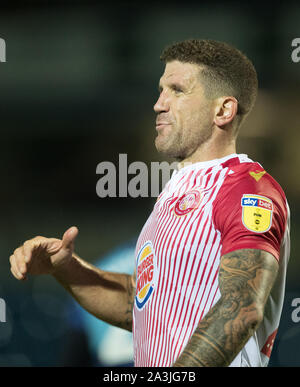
top-left (155, 143), bottom-right (181, 160)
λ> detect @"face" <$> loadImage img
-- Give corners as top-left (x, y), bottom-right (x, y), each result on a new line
top-left (154, 60), bottom-right (215, 161)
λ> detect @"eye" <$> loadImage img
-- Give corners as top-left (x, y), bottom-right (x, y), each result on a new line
top-left (172, 85), bottom-right (183, 94)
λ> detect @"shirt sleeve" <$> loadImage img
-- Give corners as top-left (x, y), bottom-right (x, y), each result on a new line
top-left (212, 170), bottom-right (287, 261)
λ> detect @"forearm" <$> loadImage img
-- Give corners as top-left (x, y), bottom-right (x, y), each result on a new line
top-left (173, 297), bottom-right (261, 367)
top-left (52, 254), bottom-right (135, 331)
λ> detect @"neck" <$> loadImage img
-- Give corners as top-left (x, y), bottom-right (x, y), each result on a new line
top-left (177, 130), bottom-right (237, 170)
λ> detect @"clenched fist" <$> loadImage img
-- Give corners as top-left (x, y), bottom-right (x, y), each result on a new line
top-left (9, 226), bottom-right (78, 280)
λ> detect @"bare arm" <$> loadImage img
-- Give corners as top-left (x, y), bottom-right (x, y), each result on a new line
top-left (173, 249), bottom-right (279, 367)
top-left (9, 227), bottom-right (136, 332)
top-left (53, 254), bottom-right (136, 331)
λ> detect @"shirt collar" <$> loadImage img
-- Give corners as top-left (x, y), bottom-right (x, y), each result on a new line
top-left (173, 153), bottom-right (251, 176)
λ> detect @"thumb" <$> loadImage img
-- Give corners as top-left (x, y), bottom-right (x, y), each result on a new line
top-left (61, 226), bottom-right (79, 251)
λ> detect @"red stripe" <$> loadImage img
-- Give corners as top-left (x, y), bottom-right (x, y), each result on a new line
top-left (162, 170), bottom-right (219, 365)
top-left (166, 169), bottom-right (228, 364)
top-left (148, 194), bottom-right (179, 364)
top-left (154, 169), bottom-right (202, 365)
top-left (165, 170), bottom-right (223, 362)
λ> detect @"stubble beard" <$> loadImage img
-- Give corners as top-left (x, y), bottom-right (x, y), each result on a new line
top-left (155, 122), bottom-right (213, 162)
top-left (155, 124), bottom-right (185, 160)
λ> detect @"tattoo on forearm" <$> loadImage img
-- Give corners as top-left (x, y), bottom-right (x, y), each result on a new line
top-left (174, 249), bottom-right (278, 367)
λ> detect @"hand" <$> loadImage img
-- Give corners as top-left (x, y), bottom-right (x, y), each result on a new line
top-left (9, 226), bottom-right (78, 280)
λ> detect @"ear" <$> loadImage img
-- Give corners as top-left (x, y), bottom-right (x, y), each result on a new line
top-left (213, 97), bottom-right (238, 128)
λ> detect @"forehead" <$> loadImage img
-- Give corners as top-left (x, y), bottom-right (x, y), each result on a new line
top-left (159, 60), bottom-right (202, 87)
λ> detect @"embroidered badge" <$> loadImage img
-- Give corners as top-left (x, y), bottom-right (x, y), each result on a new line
top-left (241, 194), bottom-right (273, 233)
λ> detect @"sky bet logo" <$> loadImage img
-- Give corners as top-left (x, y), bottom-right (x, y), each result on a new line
top-left (0, 38), bottom-right (6, 62)
top-left (241, 196), bottom-right (272, 211)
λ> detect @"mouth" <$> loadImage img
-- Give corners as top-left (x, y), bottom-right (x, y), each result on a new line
top-left (156, 122), bottom-right (171, 131)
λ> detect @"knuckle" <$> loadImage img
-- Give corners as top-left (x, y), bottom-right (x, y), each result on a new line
top-left (10, 267), bottom-right (17, 278)
top-left (13, 247), bottom-right (20, 256)
top-left (33, 235), bottom-right (43, 240)
top-left (25, 236), bottom-right (43, 248)
top-left (30, 236), bottom-right (45, 246)
top-left (23, 241), bottom-right (34, 253)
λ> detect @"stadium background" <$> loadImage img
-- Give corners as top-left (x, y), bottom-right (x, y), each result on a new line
top-left (0, 0), bottom-right (299, 366)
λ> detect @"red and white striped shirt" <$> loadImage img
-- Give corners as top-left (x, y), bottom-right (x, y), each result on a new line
top-left (132, 153), bottom-right (290, 367)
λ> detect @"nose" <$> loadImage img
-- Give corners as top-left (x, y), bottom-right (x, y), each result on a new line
top-left (153, 90), bottom-right (170, 113)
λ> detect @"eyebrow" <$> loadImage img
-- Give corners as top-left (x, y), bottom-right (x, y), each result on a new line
top-left (158, 81), bottom-right (185, 92)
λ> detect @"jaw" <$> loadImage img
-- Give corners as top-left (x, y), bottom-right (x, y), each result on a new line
top-left (155, 125), bottom-right (184, 159)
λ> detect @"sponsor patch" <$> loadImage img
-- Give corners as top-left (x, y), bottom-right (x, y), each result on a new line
top-left (174, 189), bottom-right (201, 216)
top-left (135, 241), bottom-right (157, 310)
top-left (241, 194), bottom-right (273, 233)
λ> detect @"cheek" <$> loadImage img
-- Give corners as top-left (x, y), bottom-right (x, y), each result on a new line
top-left (173, 100), bottom-right (191, 127)
top-left (176, 105), bottom-right (200, 132)
top-left (180, 104), bottom-right (213, 143)
top-left (190, 102), bottom-right (213, 126)
top-left (177, 98), bottom-right (200, 119)
top-left (173, 98), bottom-right (213, 133)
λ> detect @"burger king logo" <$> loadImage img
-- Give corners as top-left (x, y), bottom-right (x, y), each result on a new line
top-left (135, 241), bottom-right (157, 310)
top-left (174, 189), bottom-right (202, 216)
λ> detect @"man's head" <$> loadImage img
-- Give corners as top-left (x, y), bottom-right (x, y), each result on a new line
top-left (154, 39), bottom-right (258, 161)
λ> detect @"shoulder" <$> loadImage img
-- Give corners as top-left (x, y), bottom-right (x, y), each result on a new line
top-left (212, 159), bottom-right (288, 260)
top-left (217, 159), bottom-right (287, 208)
top-left (213, 158), bottom-right (288, 237)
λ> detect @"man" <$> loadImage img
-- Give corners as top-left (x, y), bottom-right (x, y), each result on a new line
top-left (10, 39), bottom-right (290, 367)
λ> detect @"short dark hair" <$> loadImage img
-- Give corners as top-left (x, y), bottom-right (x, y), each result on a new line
top-left (160, 39), bottom-right (258, 119)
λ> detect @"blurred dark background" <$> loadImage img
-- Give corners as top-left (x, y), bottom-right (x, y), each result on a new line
top-left (0, 0), bottom-right (299, 366)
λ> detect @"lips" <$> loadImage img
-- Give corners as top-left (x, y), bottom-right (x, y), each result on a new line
top-left (156, 122), bottom-right (171, 130)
